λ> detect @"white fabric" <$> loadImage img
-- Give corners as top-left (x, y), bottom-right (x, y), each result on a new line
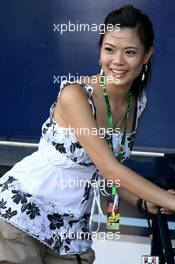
top-left (0, 80), bottom-right (147, 255)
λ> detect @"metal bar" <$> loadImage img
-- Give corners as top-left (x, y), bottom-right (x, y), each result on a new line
top-left (0, 141), bottom-right (38, 148)
top-left (132, 151), bottom-right (164, 157)
top-left (0, 140), bottom-right (166, 157)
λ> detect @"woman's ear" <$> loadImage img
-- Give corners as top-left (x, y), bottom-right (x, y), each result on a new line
top-left (143, 47), bottom-right (154, 64)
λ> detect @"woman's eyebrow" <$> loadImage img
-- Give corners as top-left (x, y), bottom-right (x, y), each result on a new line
top-left (104, 43), bottom-right (138, 49)
top-left (104, 43), bottom-right (116, 47)
top-left (124, 46), bottom-right (138, 49)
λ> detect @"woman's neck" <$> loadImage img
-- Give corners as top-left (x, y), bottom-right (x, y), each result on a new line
top-left (107, 82), bottom-right (132, 107)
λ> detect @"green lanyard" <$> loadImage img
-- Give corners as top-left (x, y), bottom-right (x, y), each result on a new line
top-left (99, 72), bottom-right (132, 162)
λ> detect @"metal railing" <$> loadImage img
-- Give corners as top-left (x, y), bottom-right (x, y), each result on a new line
top-left (0, 140), bottom-right (167, 157)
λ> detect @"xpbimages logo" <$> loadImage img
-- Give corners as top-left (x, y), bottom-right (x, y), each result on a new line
top-left (55, 230), bottom-right (121, 242)
top-left (53, 73), bottom-right (120, 85)
top-left (56, 178), bottom-right (120, 191)
top-left (53, 21), bottom-right (120, 35)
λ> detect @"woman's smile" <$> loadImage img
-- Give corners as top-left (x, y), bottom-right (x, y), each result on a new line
top-left (110, 69), bottom-right (128, 78)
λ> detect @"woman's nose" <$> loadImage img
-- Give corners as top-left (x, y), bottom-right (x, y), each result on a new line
top-left (112, 52), bottom-right (125, 65)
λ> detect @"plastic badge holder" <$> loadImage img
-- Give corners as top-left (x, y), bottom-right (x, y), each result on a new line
top-left (106, 186), bottom-right (120, 230)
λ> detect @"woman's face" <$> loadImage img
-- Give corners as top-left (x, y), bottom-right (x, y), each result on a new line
top-left (100, 27), bottom-right (153, 88)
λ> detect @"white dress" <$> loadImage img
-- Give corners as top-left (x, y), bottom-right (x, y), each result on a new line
top-left (0, 80), bottom-right (147, 255)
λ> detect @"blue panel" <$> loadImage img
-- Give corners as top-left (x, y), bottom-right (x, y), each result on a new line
top-left (0, 0), bottom-right (175, 148)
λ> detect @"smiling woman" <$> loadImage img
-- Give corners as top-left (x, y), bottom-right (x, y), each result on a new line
top-left (0, 4), bottom-right (174, 264)
top-left (100, 28), bottom-right (153, 87)
top-left (97, 29), bottom-right (153, 134)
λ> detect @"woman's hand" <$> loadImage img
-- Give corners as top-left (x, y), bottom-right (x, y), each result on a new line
top-left (160, 189), bottom-right (175, 214)
top-left (144, 200), bottom-right (158, 215)
top-left (145, 189), bottom-right (175, 215)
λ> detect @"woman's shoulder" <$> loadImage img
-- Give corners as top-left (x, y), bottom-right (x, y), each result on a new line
top-left (57, 76), bottom-right (95, 98)
top-left (52, 75), bottom-right (99, 128)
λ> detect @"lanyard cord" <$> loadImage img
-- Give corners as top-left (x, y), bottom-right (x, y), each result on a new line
top-left (99, 72), bottom-right (132, 162)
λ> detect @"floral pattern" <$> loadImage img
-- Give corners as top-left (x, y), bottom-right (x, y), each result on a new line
top-left (0, 81), bottom-right (146, 256)
top-left (127, 133), bottom-right (136, 151)
top-left (23, 202), bottom-right (40, 219)
top-left (41, 81), bottom-right (143, 166)
top-left (41, 103), bottom-right (95, 167)
top-left (1, 207), bottom-right (17, 220)
top-left (0, 198), bottom-right (7, 209)
top-left (11, 189), bottom-right (32, 204)
top-left (47, 213), bottom-right (64, 230)
top-left (0, 175), bottom-right (92, 255)
top-left (81, 171), bottom-right (99, 204)
top-left (0, 176), bottom-right (16, 192)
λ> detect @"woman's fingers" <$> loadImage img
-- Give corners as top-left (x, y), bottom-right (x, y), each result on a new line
top-left (167, 189), bottom-right (175, 194)
top-left (145, 201), bottom-right (158, 214)
top-left (160, 208), bottom-right (174, 214)
top-left (143, 190), bottom-right (175, 215)
top-left (160, 189), bottom-right (175, 214)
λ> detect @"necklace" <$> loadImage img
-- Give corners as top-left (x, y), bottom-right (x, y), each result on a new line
top-left (110, 101), bottom-right (128, 130)
top-left (99, 72), bottom-right (132, 162)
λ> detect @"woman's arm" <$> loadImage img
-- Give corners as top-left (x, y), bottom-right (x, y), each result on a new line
top-left (57, 84), bottom-right (175, 212)
top-left (119, 187), bottom-right (159, 214)
top-left (119, 187), bottom-right (139, 206)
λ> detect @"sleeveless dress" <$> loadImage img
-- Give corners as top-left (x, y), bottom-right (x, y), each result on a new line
top-left (0, 80), bottom-right (147, 255)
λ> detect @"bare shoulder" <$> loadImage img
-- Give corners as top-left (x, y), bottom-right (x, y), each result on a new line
top-left (53, 83), bottom-right (95, 128)
top-left (59, 83), bottom-right (86, 101)
top-left (58, 74), bottom-right (101, 107)
top-left (80, 74), bottom-right (101, 98)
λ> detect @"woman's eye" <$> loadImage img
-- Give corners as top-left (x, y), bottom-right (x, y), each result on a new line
top-left (126, 50), bottom-right (136, 56)
top-left (104, 47), bottom-right (114, 53)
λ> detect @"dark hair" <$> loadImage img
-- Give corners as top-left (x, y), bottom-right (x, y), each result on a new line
top-left (99, 5), bottom-right (154, 97)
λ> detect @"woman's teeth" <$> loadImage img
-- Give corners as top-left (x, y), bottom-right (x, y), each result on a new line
top-left (111, 69), bottom-right (127, 77)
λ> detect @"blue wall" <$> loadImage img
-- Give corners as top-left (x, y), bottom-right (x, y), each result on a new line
top-left (0, 0), bottom-right (175, 149)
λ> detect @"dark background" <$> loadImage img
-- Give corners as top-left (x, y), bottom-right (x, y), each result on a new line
top-left (0, 0), bottom-right (175, 149)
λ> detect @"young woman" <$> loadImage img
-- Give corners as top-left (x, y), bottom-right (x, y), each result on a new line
top-left (0, 5), bottom-right (174, 264)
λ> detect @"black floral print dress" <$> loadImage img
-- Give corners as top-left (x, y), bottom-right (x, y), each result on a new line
top-left (0, 80), bottom-right (147, 255)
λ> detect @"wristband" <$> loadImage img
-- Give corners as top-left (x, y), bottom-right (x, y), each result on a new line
top-left (136, 198), bottom-right (146, 215)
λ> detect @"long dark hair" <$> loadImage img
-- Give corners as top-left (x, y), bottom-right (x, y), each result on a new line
top-left (98, 5), bottom-right (154, 97)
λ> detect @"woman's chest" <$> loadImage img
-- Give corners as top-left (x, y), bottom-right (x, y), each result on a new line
top-left (91, 86), bottom-right (137, 134)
